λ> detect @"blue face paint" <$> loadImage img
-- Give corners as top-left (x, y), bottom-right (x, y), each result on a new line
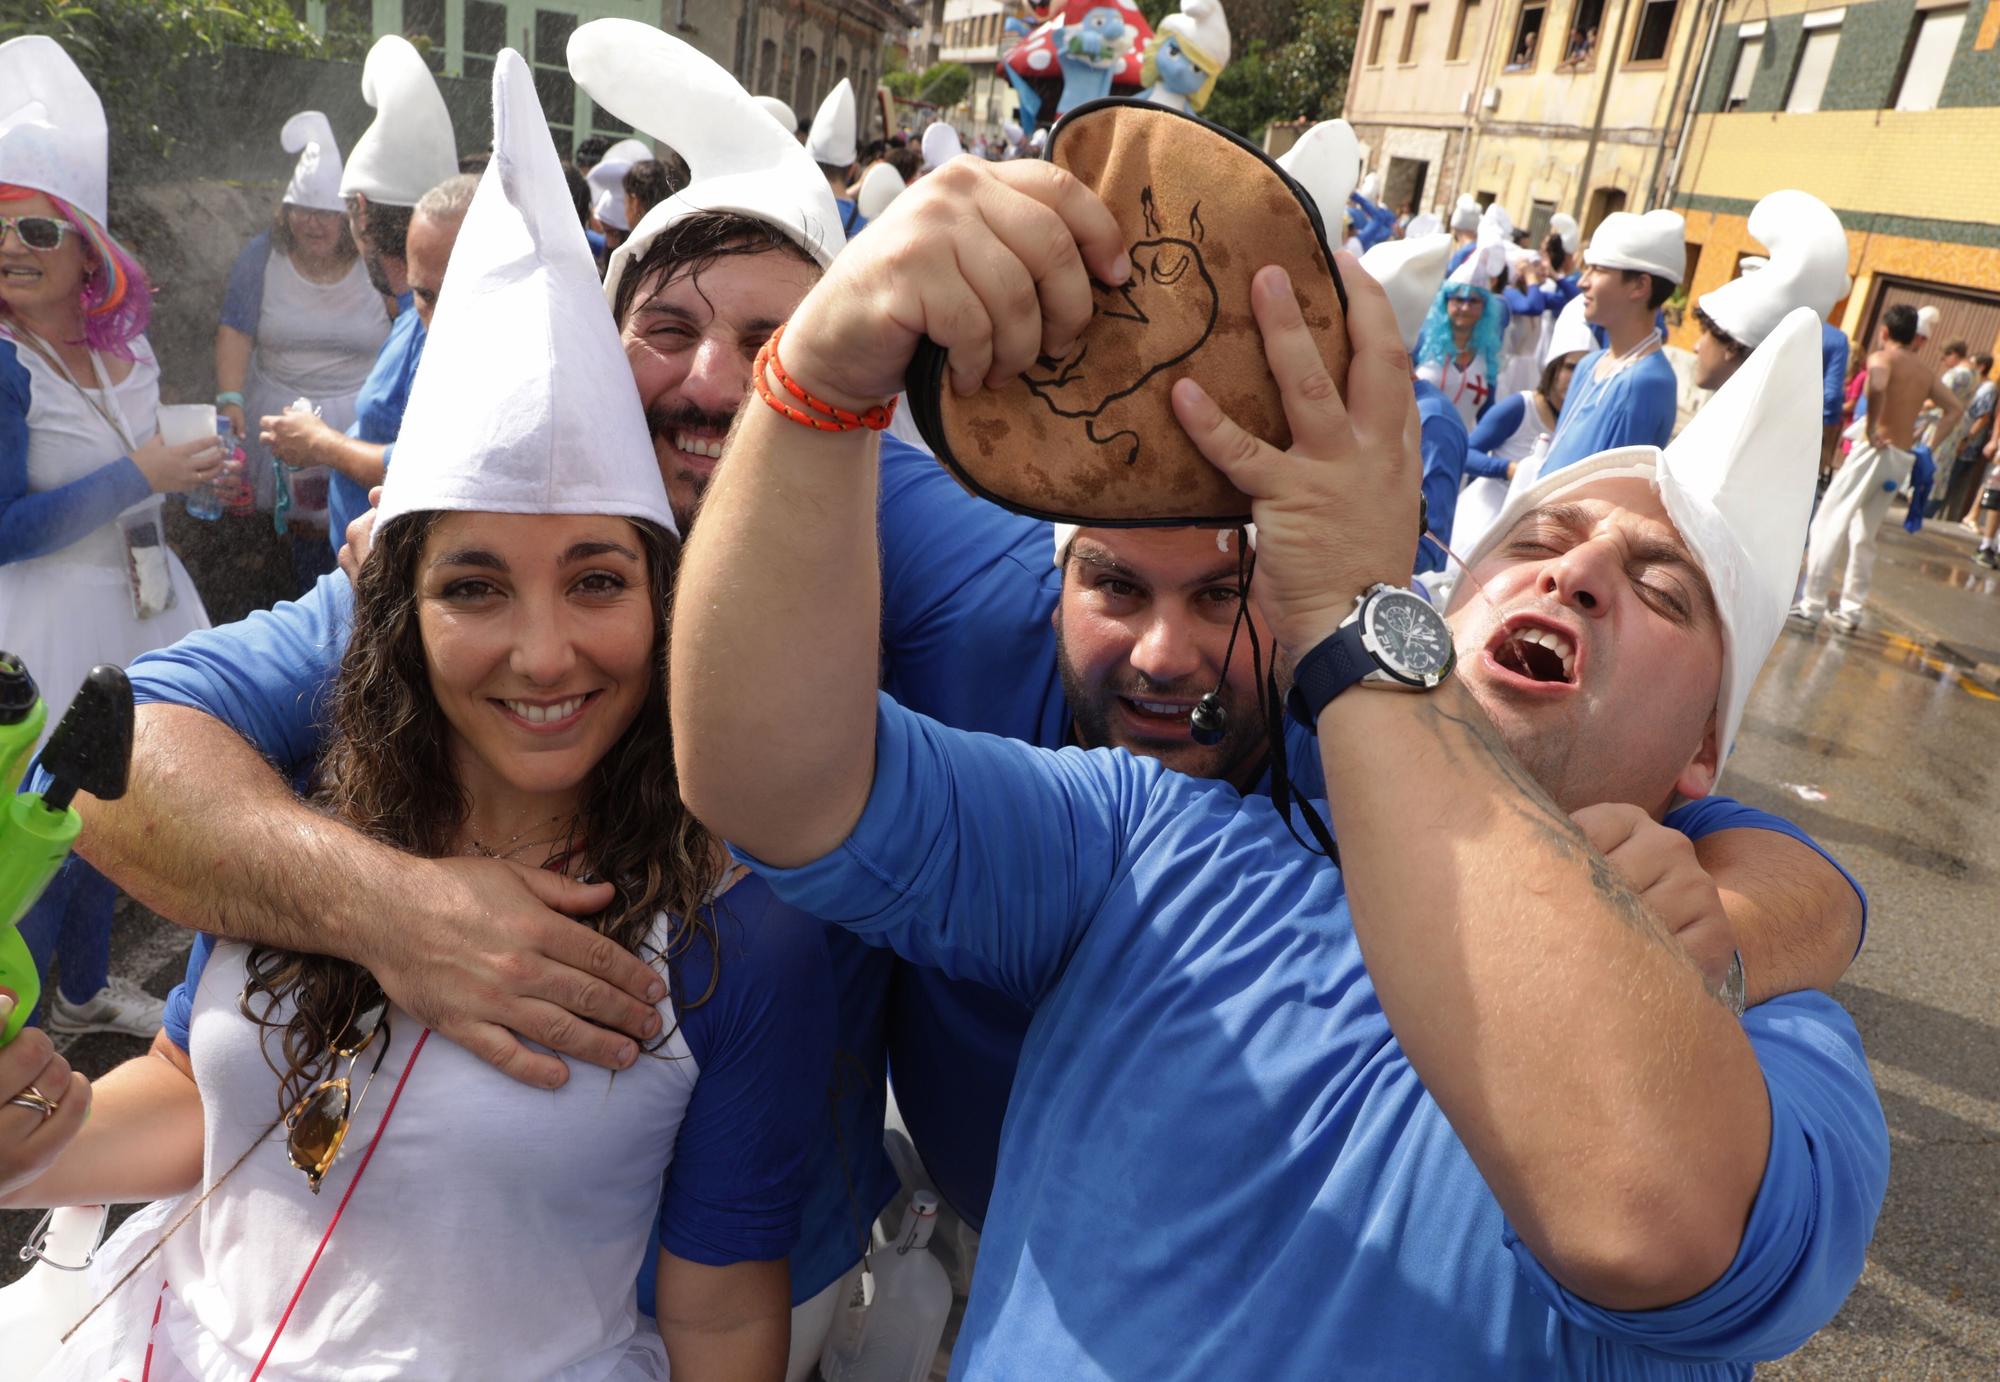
top-left (1154, 38), bottom-right (1206, 93)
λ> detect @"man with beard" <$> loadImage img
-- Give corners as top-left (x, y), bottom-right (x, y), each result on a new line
top-left (257, 35), bottom-right (458, 552)
top-left (666, 147), bottom-right (1886, 1374)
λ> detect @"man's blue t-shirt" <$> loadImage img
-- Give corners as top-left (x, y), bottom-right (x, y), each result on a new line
top-left (126, 573), bottom-right (897, 1306)
top-left (329, 297), bottom-right (424, 550)
top-left (1541, 347), bottom-right (1678, 474)
top-left (1821, 321), bottom-right (1850, 428)
top-left (872, 437), bottom-right (1868, 1232)
top-left (740, 696), bottom-right (1889, 1379)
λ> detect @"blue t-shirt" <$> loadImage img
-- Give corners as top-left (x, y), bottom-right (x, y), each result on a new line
top-left (1465, 390), bottom-right (1530, 481)
top-left (1821, 322), bottom-right (1850, 428)
top-left (329, 296), bottom-right (423, 550)
top-left (872, 437), bottom-right (1869, 1234)
top-left (128, 603), bottom-right (900, 1304)
top-left (837, 198), bottom-right (869, 238)
top-left (162, 872), bottom-right (837, 1274)
top-left (0, 338), bottom-right (152, 566)
top-left (1415, 378), bottom-right (1470, 572)
top-left (1541, 347), bottom-right (1678, 474)
top-left (743, 695), bottom-right (1888, 1380)
top-left (218, 232), bottom-right (273, 336)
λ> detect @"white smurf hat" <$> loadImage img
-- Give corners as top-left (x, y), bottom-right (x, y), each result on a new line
top-left (1916, 304), bottom-right (1940, 338)
top-left (1405, 211), bottom-right (1442, 238)
top-left (1697, 191), bottom-right (1848, 349)
top-left (807, 78), bottom-right (859, 168)
top-left (1449, 193), bottom-right (1481, 233)
top-left (922, 121), bottom-right (965, 170)
top-left (378, 49), bottom-right (675, 539)
top-left (754, 95), bottom-right (799, 135)
top-left (1360, 232), bottom-right (1452, 351)
top-left (280, 111), bottom-right (346, 212)
top-left (1480, 201), bottom-right (1515, 240)
top-left (1449, 220), bottom-right (1508, 287)
top-left (1583, 208), bottom-right (1685, 283)
top-left (1461, 308), bottom-right (1822, 760)
top-left (0, 36), bottom-right (108, 226)
top-left (340, 36), bottom-right (458, 207)
top-left (573, 17), bottom-right (845, 302)
top-left (1547, 292), bottom-right (1596, 359)
top-left (1359, 170), bottom-right (1382, 202)
top-left (856, 161), bottom-right (906, 220)
top-left (585, 136), bottom-right (653, 231)
top-left (1159, 0), bottom-right (1232, 65)
top-left (1549, 212), bottom-right (1580, 255)
top-left (1275, 119), bottom-right (1359, 231)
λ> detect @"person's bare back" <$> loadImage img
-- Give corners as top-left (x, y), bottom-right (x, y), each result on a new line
top-left (1868, 343), bottom-right (1961, 452)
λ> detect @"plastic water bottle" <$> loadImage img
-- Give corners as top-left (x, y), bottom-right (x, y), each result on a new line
top-left (217, 421), bottom-right (255, 517)
top-left (820, 1192), bottom-right (954, 1382)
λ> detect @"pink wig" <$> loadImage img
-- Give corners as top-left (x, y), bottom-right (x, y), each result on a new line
top-left (0, 183), bottom-right (151, 358)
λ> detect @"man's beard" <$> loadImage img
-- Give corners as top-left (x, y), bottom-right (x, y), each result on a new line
top-left (646, 399), bottom-right (740, 523)
top-left (1055, 623), bottom-right (1269, 789)
top-left (362, 248), bottom-right (394, 298)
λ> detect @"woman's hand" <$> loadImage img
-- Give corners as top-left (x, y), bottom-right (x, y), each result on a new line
top-left (220, 402), bottom-right (247, 440)
top-left (131, 431), bottom-right (225, 495)
top-left (0, 994), bottom-right (92, 1201)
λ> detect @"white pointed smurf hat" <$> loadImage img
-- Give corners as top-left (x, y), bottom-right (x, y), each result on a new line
top-left (922, 121), bottom-right (964, 170)
top-left (1449, 193), bottom-right (1480, 233)
top-left (1449, 218), bottom-right (1508, 287)
top-left (1584, 208), bottom-right (1685, 283)
top-left (1480, 201), bottom-right (1515, 240)
top-left (1159, 0), bottom-right (1231, 65)
top-left (1698, 191), bottom-right (1848, 349)
top-left (807, 78), bottom-right (858, 167)
top-left (755, 95), bottom-right (799, 135)
top-left (1916, 304), bottom-right (1940, 338)
top-left (1359, 170), bottom-right (1382, 202)
top-left (340, 35), bottom-right (458, 207)
top-left (1275, 119), bottom-right (1359, 232)
top-left (1546, 292), bottom-right (1596, 358)
top-left (1360, 232), bottom-right (1451, 351)
top-left (1461, 308), bottom-right (1823, 760)
top-left (856, 161), bottom-right (906, 220)
top-left (1405, 210), bottom-right (1442, 238)
top-left (585, 136), bottom-right (653, 231)
top-left (0, 36), bottom-right (108, 227)
top-left (280, 111), bottom-right (346, 212)
top-left (573, 18), bottom-right (845, 300)
top-left (378, 49), bottom-right (675, 539)
top-left (1549, 211), bottom-right (1580, 255)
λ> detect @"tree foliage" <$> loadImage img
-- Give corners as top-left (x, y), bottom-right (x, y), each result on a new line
top-left (886, 57), bottom-right (974, 111)
top-left (0, 0), bottom-right (357, 162)
top-left (1134, 0), bottom-right (1360, 143)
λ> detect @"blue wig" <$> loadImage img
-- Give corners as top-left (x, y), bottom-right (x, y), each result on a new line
top-left (1416, 282), bottom-right (1503, 387)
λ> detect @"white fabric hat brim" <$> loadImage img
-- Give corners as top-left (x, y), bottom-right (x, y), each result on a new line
top-left (1582, 209), bottom-right (1686, 284)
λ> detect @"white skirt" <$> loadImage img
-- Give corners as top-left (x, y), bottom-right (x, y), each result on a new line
top-left (0, 547), bottom-right (209, 750)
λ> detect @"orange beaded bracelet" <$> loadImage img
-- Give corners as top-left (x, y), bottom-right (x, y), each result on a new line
top-left (752, 325), bottom-right (899, 433)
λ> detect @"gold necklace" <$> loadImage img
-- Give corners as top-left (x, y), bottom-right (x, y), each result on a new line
top-left (462, 812), bottom-right (575, 862)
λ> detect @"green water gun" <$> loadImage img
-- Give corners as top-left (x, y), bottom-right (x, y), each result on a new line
top-left (0, 653), bottom-right (133, 1045)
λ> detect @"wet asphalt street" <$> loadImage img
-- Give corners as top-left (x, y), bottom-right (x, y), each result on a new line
top-left (4, 503), bottom-right (1997, 1378)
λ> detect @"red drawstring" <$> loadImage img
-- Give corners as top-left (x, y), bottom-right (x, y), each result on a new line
top-left (247, 1028), bottom-right (430, 1381)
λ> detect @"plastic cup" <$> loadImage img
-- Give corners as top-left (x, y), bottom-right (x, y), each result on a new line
top-left (155, 403), bottom-right (218, 447)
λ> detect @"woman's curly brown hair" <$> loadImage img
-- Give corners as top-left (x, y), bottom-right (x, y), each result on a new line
top-left (242, 510), bottom-right (720, 1114)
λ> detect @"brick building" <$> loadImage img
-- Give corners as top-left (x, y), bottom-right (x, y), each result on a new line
top-left (1670, 0), bottom-right (2000, 360)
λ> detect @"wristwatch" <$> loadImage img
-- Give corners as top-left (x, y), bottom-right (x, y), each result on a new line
top-left (1286, 583), bottom-right (1455, 730)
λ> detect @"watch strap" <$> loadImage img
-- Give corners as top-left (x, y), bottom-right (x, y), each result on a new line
top-left (1286, 620), bottom-right (1375, 731)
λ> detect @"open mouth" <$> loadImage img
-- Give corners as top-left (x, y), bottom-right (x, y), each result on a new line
top-left (0, 265), bottom-right (44, 283)
top-left (1488, 623), bottom-right (1577, 686)
top-left (494, 690), bottom-right (600, 730)
top-left (1118, 695), bottom-right (1197, 730)
top-left (672, 430), bottom-right (725, 462)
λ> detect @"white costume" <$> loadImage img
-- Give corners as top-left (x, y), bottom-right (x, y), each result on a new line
top-left (0, 37), bottom-right (208, 737)
top-left (1795, 423), bottom-right (1914, 625)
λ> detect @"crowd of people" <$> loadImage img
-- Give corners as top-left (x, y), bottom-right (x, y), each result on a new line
top-left (0, 13), bottom-right (1904, 1381)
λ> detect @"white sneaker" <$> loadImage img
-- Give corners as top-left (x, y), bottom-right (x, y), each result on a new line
top-left (48, 976), bottom-right (167, 1038)
top-left (1787, 605), bottom-right (1821, 628)
top-left (1827, 609), bottom-right (1862, 634)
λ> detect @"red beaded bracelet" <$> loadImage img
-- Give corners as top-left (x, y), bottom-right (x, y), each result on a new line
top-left (752, 325), bottom-right (899, 433)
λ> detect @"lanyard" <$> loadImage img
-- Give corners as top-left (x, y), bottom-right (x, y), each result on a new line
top-left (3, 323), bottom-right (140, 454)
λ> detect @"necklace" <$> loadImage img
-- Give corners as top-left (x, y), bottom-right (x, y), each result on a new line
top-left (462, 812), bottom-right (576, 862)
top-left (1606, 328), bottom-right (1662, 366)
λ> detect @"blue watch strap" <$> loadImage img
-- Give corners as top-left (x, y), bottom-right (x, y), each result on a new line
top-left (1286, 620), bottom-right (1374, 731)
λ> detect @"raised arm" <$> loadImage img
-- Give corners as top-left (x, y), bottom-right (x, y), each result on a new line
top-left (1175, 263), bottom-right (1772, 1312)
top-left (670, 159), bottom-right (1126, 864)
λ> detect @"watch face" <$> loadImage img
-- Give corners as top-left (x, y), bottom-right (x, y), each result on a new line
top-left (1366, 590), bottom-right (1453, 680)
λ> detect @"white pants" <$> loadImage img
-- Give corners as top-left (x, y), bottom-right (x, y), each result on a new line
top-left (1799, 435), bottom-right (1913, 617)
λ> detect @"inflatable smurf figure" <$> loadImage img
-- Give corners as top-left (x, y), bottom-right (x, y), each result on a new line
top-left (1140, 0), bottom-right (1230, 114)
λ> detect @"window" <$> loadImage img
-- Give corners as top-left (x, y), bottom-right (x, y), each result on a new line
top-left (795, 46), bottom-right (818, 113)
top-left (405, 0), bottom-right (446, 70)
top-left (1723, 28), bottom-right (1764, 111)
top-left (1401, 4), bottom-right (1430, 61)
top-left (1785, 12), bottom-right (1843, 113)
top-left (462, 0), bottom-right (507, 82)
top-left (1893, 6), bottom-right (1966, 112)
top-left (1627, 0), bottom-right (1677, 62)
top-left (1369, 8), bottom-right (1394, 64)
top-left (1448, 0), bottom-right (1481, 60)
top-left (1560, 0), bottom-right (1605, 67)
top-left (1527, 198), bottom-right (1556, 247)
top-left (532, 9), bottom-right (580, 151)
top-left (758, 38), bottom-right (778, 95)
top-left (1507, 0), bottom-right (1546, 69)
top-left (835, 56), bottom-right (848, 88)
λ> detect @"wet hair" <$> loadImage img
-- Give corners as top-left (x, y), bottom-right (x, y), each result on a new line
top-left (623, 157), bottom-right (686, 219)
top-left (1416, 281), bottom-right (1504, 386)
top-left (1944, 338), bottom-right (1969, 358)
top-left (243, 509), bottom-right (718, 1116)
top-left (0, 183), bottom-right (150, 356)
top-left (1619, 268), bottom-right (1674, 311)
top-left (610, 210), bottom-right (818, 328)
top-left (1693, 305), bottom-right (1747, 361)
top-left (574, 134), bottom-right (614, 172)
top-left (1543, 232), bottom-right (1570, 274)
top-left (1883, 304), bottom-right (1918, 346)
top-left (562, 162), bottom-right (592, 227)
top-left (345, 193), bottom-right (414, 260)
top-left (885, 145), bottom-right (921, 182)
top-left (271, 200), bottom-right (359, 266)
top-left (414, 173), bottom-right (480, 225)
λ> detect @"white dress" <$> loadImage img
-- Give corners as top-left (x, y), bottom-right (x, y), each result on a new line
top-left (0, 330), bottom-right (208, 741)
top-left (1454, 390), bottom-right (1552, 558)
top-left (1416, 354), bottom-right (1496, 431)
top-left (41, 937), bottom-right (689, 1381)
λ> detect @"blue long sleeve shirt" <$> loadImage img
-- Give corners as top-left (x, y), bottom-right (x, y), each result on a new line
top-left (1821, 321), bottom-right (1850, 427)
top-left (1540, 348), bottom-right (1679, 474)
top-left (1415, 377), bottom-right (1469, 572)
top-left (0, 339), bottom-right (152, 566)
top-left (1465, 391), bottom-right (1530, 480)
